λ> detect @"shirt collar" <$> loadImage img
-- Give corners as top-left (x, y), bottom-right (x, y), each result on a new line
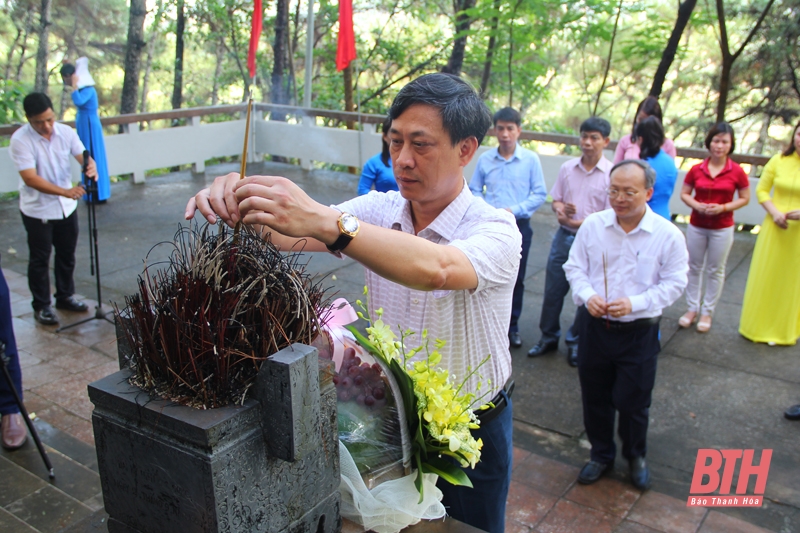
top-left (573, 156), bottom-right (611, 175)
top-left (492, 144), bottom-right (522, 162)
top-left (603, 205), bottom-right (656, 234)
top-left (390, 179), bottom-right (472, 241)
top-left (700, 157), bottom-right (734, 177)
top-left (28, 122), bottom-right (61, 143)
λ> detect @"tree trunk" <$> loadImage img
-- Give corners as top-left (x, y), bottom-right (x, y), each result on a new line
top-left (13, 11), bottom-right (35, 82)
top-left (650, 0), bottom-right (697, 97)
top-left (714, 0), bottom-right (775, 123)
top-left (441, 0), bottom-right (476, 76)
top-left (120, 0), bottom-right (147, 115)
top-left (593, 0), bottom-right (624, 116)
top-left (479, 0), bottom-right (501, 98)
top-left (140, 0), bottom-right (165, 114)
top-left (507, 0), bottom-right (522, 106)
top-left (211, 38), bottom-right (225, 106)
top-left (271, 0), bottom-right (290, 121)
top-left (34, 0), bottom-right (52, 93)
top-left (171, 0), bottom-right (185, 111)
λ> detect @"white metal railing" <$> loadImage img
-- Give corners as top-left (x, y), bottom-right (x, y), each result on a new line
top-left (0, 106), bottom-right (770, 225)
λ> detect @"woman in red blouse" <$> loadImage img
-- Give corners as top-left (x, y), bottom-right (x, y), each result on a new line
top-left (679, 123), bottom-right (750, 332)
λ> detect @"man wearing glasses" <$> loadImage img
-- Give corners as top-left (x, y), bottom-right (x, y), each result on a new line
top-left (527, 117), bottom-right (613, 366)
top-left (563, 160), bottom-right (688, 490)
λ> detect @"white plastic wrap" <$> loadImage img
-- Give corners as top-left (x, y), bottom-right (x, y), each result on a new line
top-left (339, 440), bottom-right (445, 533)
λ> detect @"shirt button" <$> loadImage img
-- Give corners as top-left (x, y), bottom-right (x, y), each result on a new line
top-left (413, 298), bottom-right (419, 304)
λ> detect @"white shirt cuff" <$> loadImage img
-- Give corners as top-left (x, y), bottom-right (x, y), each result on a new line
top-left (629, 294), bottom-right (647, 313)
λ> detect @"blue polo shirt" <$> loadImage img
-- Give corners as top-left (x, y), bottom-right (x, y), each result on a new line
top-left (469, 145), bottom-right (547, 219)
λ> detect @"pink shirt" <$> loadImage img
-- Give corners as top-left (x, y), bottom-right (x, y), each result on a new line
top-left (613, 134), bottom-right (677, 164)
top-left (338, 183), bottom-right (520, 398)
top-left (550, 156), bottom-right (613, 233)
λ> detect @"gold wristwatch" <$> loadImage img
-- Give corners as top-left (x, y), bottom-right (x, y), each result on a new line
top-left (326, 212), bottom-right (360, 253)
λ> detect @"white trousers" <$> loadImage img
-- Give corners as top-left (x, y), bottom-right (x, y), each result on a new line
top-left (685, 224), bottom-right (735, 316)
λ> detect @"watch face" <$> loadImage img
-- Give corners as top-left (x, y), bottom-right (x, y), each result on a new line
top-left (341, 214), bottom-right (359, 233)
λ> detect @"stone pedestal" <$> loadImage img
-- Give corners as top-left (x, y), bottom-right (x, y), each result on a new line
top-left (88, 344), bottom-right (341, 533)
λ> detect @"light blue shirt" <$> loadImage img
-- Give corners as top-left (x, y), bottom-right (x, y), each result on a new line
top-left (469, 145), bottom-right (547, 219)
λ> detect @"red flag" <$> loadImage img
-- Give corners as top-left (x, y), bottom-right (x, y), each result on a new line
top-left (336, 0), bottom-right (356, 71)
top-left (247, 0), bottom-right (263, 79)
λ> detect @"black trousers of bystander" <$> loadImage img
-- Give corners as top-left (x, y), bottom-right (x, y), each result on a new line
top-left (21, 211), bottom-right (80, 311)
top-left (576, 305), bottom-right (660, 465)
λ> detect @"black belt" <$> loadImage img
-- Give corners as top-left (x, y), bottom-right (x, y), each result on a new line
top-left (591, 315), bottom-right (661, 331)
top-left (477, 380), bottom-right (515, 426)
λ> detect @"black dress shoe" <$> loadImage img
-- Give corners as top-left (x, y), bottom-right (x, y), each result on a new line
top-left (629, 456), bottom-right (651, 490)
top-left (55, 296), bottom-right (88, 312)
top-left (34, 306), bottom-right (59, 325)
top-left (567, 344), bottom-right (578, 367)
top-left (785, 404), bottom-right (800, 421)
top-left (509, 331), bottom-right (522, 348)
top-left (577, 460), bottom-right (614, 484)
top-left (527, 339), bottom-right (558, 357)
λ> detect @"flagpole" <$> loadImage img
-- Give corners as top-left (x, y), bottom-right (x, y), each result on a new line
top-left (303, 0), bottom-right (315, 111)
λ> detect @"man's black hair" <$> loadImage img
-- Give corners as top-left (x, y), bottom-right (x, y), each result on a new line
top-left (60, 63), bottom-right (76, 77)
top-left (389, 73), bottom-right (492, 146)
top-left (492, 107), bottom-right (521, 127)
top-left (23, 93), bottom-right (54, 117)
top-left (580, 117), bottom-right (611, 138)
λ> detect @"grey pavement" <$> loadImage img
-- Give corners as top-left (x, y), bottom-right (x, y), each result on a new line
top-left (0, 161), bottom-right (798, 532)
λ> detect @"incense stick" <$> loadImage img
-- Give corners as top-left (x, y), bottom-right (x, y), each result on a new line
top-left (603, 252), bottom-right (609, 329)
top-left (233, 94), bottom-right (254, 242)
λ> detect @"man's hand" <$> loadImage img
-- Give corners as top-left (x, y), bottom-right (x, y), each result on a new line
top-left (64, 185), bottom-right (86, 200)
top-left (234, 176), bottom-right (339, 242)
top-left (185, 172), bottom-right (242, 226)
top-left (563, 202), bottom-right (577, 217)
top-left (586, 295), bottom-right (608, 317)
top-left (85, 157), bottom-right (97, 179)
top-left (607, 297), bottom-right (632, 318)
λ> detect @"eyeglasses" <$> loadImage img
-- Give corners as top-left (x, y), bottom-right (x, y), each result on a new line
top-left (606, 188), bottom-right (641, 199)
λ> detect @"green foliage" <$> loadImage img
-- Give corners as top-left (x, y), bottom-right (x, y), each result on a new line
top-left (0, 80), bottom-right (26, 124)
top-left (0, 0), bottom-right (797, 154)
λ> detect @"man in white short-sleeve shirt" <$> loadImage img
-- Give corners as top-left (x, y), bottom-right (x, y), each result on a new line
top-left (186, 74), bottom-right (521, 533)
top-left (9, 93), bottom-right (96, 325)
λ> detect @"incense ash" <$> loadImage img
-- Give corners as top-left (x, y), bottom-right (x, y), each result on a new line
top-left (115, 223), bottom-right (331, 408)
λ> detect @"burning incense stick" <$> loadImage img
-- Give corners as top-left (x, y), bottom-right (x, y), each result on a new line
top-left (603, 252), bottom-right (609, 329)
top-left (233, 94), bottom-right (254, 242)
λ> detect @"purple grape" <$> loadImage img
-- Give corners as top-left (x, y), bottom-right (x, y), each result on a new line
top-left (356, 394), bottom-right (366, 406)
top-left (373, 387), bottom-right (385, 400)
top-left (364, 395), bottom-right (375, 406)
top-left (354, 375), bottom-right (364, 386)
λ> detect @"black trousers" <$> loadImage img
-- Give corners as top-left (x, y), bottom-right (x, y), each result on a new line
top-left (21, 210), bottom-right (79, 311)
top-left (509, 218), bottom-right (532, 334)
top-left (576, 306), bottom-right (660, 464)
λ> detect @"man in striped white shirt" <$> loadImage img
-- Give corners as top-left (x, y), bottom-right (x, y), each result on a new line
top-left (187, 74), bottom-right (521, 533)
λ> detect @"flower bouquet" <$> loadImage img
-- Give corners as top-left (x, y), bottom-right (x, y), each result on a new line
top-left (322, 289), bottom-right (490, 532)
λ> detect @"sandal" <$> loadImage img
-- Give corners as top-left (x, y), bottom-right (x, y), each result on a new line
top-left (697, 315), bottom-right (712, 333)
top-left (679, 311), bottom-right (697, 328)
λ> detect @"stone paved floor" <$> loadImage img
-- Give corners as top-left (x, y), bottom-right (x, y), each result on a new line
top-left (0, 162), bottom-right (796, 533)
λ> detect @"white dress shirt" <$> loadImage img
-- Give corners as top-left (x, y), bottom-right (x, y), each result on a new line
top-left (338, 182), bottom-right (521, 398)
top-left (563, 207), bottom-right (688, 320)
top-left (9, 122), bottom-right (84, 220)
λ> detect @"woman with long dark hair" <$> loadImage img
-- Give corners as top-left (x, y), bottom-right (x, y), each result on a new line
top-left (357, 117), bottom-right (398, 195)
top-left (614, 96), bottom-right (677, 163)
top-left (636, 116), bottom-right (677, 220)
top-left (739, 120), bottom-right (800, 345)
top-left (678, 123), bottom-right (750, 332)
